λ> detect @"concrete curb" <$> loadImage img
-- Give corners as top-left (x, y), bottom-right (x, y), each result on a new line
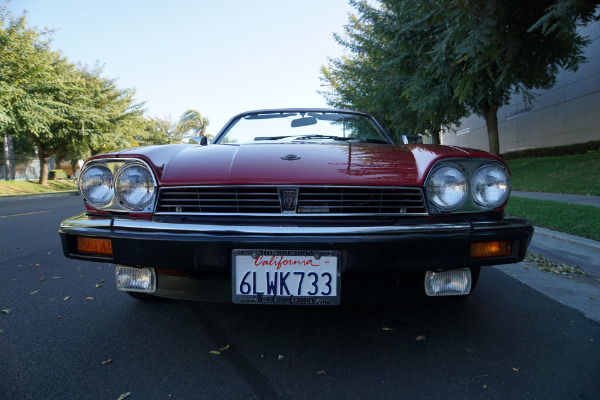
top-left (533, 226), bottom-right (600, 252)
top-left (0, 191), bottom-right (79, 202)
top-left (529, 226), bottom-right (600, 279)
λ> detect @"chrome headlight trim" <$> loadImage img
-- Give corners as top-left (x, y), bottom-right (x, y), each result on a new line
top-left (78, 158), bottom-right (157, 213)
top-left (79, 165), bottom-right (115, 208)
top-left (424, 163), bottom-right (468, 211)
top-left (115, 162), bottom-right (156, 211)
top-left (424, 159), bottom-right (512, 214)
top-left (471, 164), bottom-right (511, 209)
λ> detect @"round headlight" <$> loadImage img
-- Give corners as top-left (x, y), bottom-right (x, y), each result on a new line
top-left (472, 165), bottom-right (511, 208)
top-left (426, 165), bottom-right (468, 210)
top-left (115, 164), bottom-right (155, 210)
top-left (80, 165), bottom-right (114, 207)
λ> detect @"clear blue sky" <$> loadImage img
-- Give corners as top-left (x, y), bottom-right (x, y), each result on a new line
top-left (7, 0), bottom-right (354, 136)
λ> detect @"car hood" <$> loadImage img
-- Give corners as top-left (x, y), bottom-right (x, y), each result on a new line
top-left (100, 143), bottom-right (500, 187)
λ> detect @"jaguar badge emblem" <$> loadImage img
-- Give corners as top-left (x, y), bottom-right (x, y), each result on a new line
top-left (281, 154), bottom-right (301, 161)
top-left (279, 189), bottom-right (298, 212)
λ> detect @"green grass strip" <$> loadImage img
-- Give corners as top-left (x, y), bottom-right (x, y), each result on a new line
top-left (505, 197), bottom-right (600, 241)
top-left (0, 180), bottom-right (78, 196)
top-left (507, 152), bottom-right (600, 195)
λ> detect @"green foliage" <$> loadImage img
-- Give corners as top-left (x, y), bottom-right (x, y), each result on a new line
top-left (502, 140), bottom-right (600, 160)
top-left (321, 0), bottom-right (599, 153)
top-left (48, 169), bottom-right (67, 180)
top-left (137, 116), bottom-right (183, 145)
top-left (507, 152), bottom-right (600, 195)
top-left (0, 4), bottom-right (146, 183)
top-left (505, 197), bottom-right (600, 241)
top-left (178, 109), bottom-right (209, 138)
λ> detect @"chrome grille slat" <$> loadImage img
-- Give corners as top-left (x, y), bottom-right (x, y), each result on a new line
top-left (156, 186), bottom-right (427, 216)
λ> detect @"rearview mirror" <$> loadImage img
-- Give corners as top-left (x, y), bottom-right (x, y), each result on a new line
top-left (291, 116), bottom-right (317, 128)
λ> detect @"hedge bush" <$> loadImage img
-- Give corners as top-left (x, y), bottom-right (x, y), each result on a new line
top-left (502, 140), bottom-right (600, 160)
top-left (49, 169), bottom-right (68, 180)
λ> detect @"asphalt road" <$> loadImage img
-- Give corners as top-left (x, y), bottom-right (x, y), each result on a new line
top-left (1, 196), bottom-right (599, 400)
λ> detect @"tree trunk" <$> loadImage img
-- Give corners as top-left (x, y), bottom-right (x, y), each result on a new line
top-left (29, 131), bottom-right (52, 185)
top-left (480, 101), bottom-right (500, 155)
top-left (38, 153), bottom-right (49, 185)
top-left (7, 135), bottom-right (15, 179)
top-left (3, 134), bottom-right (10, 180)
top-left (54, 155), bottom-right (64, 172)
top-left (429, 120), bottom-right (442, 145)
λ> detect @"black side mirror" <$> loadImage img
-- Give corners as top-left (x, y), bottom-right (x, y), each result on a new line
top-left (200, 136), bottom-right (208, 146)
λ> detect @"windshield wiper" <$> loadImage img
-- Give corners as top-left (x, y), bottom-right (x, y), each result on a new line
top-left (293, 135), bottom-right (346, 140)
top-left (254, 136), bottom-right (294, 141)
top-left (292, 135), bottom-right (388, 144)
top-left (347, 138), bottom-right (388, 144)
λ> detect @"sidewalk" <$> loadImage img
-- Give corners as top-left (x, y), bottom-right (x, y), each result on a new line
top-left (512, 190), bottom-right (600, 208)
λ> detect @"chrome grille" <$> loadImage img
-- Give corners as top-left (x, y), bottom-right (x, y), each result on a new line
top-left (156, 186), bottom-right (427, 216)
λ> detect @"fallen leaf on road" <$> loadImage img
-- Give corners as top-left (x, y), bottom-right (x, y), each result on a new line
top-left (101, 279), bottom-right (105, 283)
top-left (382, 327), bottom-right (395, 331)
top-left (278, 355), bottom-right (284, 360)
top-left (39, 277), bottom-right (45, 281)
top-left (483, 385), bottom-right (487, 389)
top-left (63, 296), bottom-right (70, 301)
top-left (219, 344), bottom-right (230, 352)
top-left (512, 367), bottom-right (520, 372)
top-left (35, 264), bottom-right (39, 267)
top-left (415, 335), bottom-right (426, 341)
top-left (101, 359), bottom-right (112, 365)
top-left (57, 316), bottom-right (62, 319)
top-left (53, 276), bottom-right (61, 279)
top-left (85, 296), bottom-right (94, 301)
top-left (29, 290), bottom-right (39, 295)
top-left (95, 284), bottom-right (102, 288)
top-left (117, 393), bottom-right (130, 400)
top-left (0, 330), bottom-right (4, 333)
top-left (1, 309), bottom-right (12, 314)
top-left (210, 351), bottom-right (221, 355)
top-left (317, 370), bottom-right (328, 376)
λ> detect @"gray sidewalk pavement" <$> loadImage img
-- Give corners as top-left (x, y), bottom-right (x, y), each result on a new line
top-left (512, 190), bottom-right (600, 208)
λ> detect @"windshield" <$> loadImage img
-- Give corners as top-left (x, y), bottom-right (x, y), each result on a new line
top-left (215, 111), bottom-right (391, 145)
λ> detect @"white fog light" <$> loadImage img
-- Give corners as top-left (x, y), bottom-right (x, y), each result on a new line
top-left (424, 268), bottom-right (472, 296)
top-left (115, 266), bottom-right (156, 292)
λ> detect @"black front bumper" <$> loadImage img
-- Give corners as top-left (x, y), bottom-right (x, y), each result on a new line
top-left (59, 214), bottom-right (533, 273)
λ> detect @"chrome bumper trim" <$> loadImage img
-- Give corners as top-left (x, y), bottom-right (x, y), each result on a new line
top-left (60, 214), bottom-right (531, 236)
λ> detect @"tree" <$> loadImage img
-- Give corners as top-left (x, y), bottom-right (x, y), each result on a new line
top-left (320, 1), bottom-right (468, 144)
top-left (322, 0), bottom-right (599, 154)
top-left (138, 116), bottom-right (184, 145)
top-left (177, 109), bottom-right (209, 139)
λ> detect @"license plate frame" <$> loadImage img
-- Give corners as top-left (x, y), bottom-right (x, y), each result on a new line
top-left (232, 249), bottom-right (341, 305)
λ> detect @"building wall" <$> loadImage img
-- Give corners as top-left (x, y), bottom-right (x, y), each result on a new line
top-left (442, 21), bottom-right (600, 153)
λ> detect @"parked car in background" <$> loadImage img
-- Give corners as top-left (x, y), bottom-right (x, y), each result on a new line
top-left (59, 109), bottom-right (533, 305)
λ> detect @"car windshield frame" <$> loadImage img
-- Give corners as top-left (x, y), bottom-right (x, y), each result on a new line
top-left (212, 109), bottom-right (395, 145)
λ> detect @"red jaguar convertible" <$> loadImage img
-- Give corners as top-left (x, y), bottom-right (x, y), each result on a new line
top-left (59, 109), bottom-right (533, 305)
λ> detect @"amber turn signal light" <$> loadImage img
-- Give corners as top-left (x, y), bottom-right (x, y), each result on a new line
top-left (471, 240), bottom-right (511, 258)
top-left (76, 237), bottom-right (113, 256)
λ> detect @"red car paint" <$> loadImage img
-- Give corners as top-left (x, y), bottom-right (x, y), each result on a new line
top-left (90, 143), bottom-right (506, 187)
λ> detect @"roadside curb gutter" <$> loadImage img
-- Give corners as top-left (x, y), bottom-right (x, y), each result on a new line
top-left (0, 191), bottom-right (79, 202)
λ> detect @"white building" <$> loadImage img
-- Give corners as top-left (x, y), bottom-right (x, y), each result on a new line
top-left (442, 21), bottom-right (600, 153)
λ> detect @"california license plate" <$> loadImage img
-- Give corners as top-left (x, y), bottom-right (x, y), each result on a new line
top-left (232, 250), bottom-right (340, 305)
